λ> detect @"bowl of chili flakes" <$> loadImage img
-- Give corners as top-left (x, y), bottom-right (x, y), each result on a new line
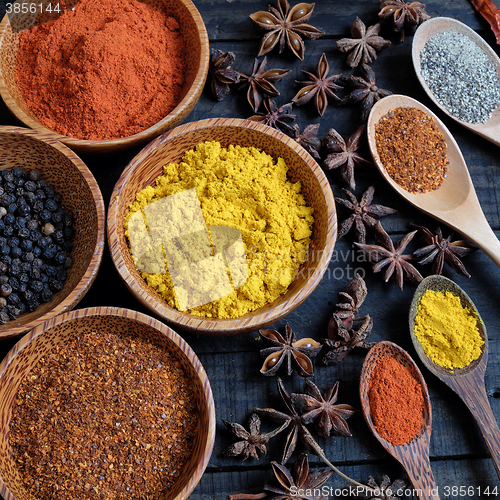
top-left (0, 306), bottom-right (216, 500)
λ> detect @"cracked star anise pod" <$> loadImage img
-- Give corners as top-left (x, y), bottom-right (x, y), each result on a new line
top-left (342, 63), bottom-right (392, 123)
top-left (248, 97), bottom-right (297, 133)
top-left (259, 323), bottom-right (322, 377)
top-left (292, 123), bottom-right (321, 161)
top-left (291, 379), bottom-right (357, 437)
top-left (322, 125), bottom-right (372, 191)
top-left (328, 273), bottom-right (368, 338)
top-left (208, 49), bottom-right (240, 101)
top-left (292, 53), bottom-right (343, 116)
top-left (238, 57), bottom-right (291, 113)
top-left (337, 17), bottom-right (391, 68)
top-left (341, 475), bottom-right (407, 499)
top-left (355, 221), bottom-right (423, 290)
top-left (412, 225), bottom-right (477, 278)
top-left (378, 0), bottom-right (430, 42)
top-left (337, 186), bottom-right (397, 244)
top-left (322, 314), bottom-right (374, 365)
top-left (250, 0), bottom-right (324, 60)
top-left (223, 413), bottom-right (289, 461)
top-left (265, 453), bottom-right (333, 500)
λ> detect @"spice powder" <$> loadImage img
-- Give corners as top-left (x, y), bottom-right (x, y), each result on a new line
top-left (9, 330), bottom-right (198, 499)
top-left (375, 107), bottom-right (449, 194)
top-left (368, 354), bottom-right (424, 446)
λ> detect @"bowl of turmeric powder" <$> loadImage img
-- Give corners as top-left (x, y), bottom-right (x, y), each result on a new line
top-left (0, 0), bottom-right (209, 153)
top-left (107, 118), bottom-right (337, 335)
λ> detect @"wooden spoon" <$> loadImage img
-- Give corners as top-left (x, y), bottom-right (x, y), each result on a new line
top-left (412, 17), bottom-right (500, 147)
top-left (360, 341), bottom-right (440, 499)
top-left (409, 275), bottom-right (500, 479)
top-left (367, 94), bottom-right (500, 268)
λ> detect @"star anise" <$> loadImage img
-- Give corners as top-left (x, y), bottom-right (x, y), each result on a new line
top-left (378, 0), bottom-right (430, 42)
top-left (250, 0), bottom-right (324, 60)
top-left (248, 98), bottom-right (297, 133)
top-left (337, 17), bottom-right (391, 68)
top-left (238, 57), bottom-right (291, 113)
top-left (322, 314), bottom-right (374, 365)
top-left (254, 377), bottom-right (316, 464)
top-left (322, 125), bottom-right (371, 190)
top-left (342, 63), bottom-right (392, 123)
top-left (208, 49), bottom-right (240, 101)
top-left (260, 323), bottom-right (322, 377)
top-left (327, 273), bottom-right (368, 339)
top-left (336, 186), bottom-right (397, 244)
top-left (292, 53), bottom-right (343, 116)
top-left (254, 378), bottom-right (377, 489)
top-left (291, 379), bottom-right (357, 437)
top-left (412, 225), bottom-right (476, 278)
top-left (354, 221), bottom-right (423, 290)
top-left (265, 454), bottom-right (333, 500)
top-left (292, 124), bottom-right (321, 161)
top-left (341, 475), bottom-right (407, 499)
top-left (223, 413), bottom-right (288, 461)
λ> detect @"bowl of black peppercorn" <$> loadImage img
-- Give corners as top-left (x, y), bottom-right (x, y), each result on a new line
top-left (0, 126), bottom-right (105, 340)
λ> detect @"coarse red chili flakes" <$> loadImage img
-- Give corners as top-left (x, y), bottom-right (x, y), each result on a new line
top-left (375, 106), bottom-right (449, 194)
top-left (9, 330), bottom-right (198, 500)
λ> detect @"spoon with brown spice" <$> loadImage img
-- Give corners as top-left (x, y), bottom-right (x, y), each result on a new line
top-left (412, 17), bottom-right (500, 147)
top-left (409, 275), bottom-right (500, 479)
top-left (367, 94), bottom-right (500, 268)
top-left (359, 341), bottom-right (440, 500)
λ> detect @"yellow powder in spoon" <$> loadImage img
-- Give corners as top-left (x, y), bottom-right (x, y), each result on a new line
top-left (414, 290), bottom-right (484, 370)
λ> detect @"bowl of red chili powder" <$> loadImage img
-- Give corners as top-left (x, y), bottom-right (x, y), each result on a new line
top-left (0, 306), bottom-right (216, 500)
top-left (0, 0), bottom-right (209, 152)
top-left (0, 126), bottom-right (105, 340)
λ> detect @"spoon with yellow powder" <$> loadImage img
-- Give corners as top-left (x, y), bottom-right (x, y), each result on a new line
top-left (409, 274), bottom-right (500, 479)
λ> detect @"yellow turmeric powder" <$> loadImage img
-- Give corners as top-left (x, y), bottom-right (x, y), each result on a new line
top-left (413, 290), bottom-right (484, 370)
top-left (124, 141), bottom-right (314, 319)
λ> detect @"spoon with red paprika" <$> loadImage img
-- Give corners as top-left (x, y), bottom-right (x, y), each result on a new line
top-left (409, 275), bottom-right (500, 480)
top-left (367, 94), bottom-right (500, 270)
top-left (360, 341), bottom-right (440, 500)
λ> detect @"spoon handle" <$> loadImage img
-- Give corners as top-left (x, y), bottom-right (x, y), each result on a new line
top-left (448, 373), bottom-right (500, 479)
top-left (401, 452), bottom-right (440, 500)
top-left (392, 436), bottom-right (440, 500)
top-left (450, 199), bottom-right (500, 269)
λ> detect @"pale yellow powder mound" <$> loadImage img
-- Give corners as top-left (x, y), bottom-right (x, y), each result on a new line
top-left (414, 290), bottom-right (484, 370)
top-left (124, 141), bottom-right (314, 318)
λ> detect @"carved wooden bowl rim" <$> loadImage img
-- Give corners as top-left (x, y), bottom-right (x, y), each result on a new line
top-left (0, 306), bottom-right (216, 500)
top-left (0, 125), bottom-right (105, 340)
top-left (107, 118), bottom-right (337, 335)
top-left (0, 0), bottom-right (210, 153)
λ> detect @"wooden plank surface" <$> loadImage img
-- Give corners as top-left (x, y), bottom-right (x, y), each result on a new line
top-left (2, 0), bottom-right (500, 498)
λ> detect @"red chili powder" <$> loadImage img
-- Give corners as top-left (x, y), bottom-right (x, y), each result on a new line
top-left (368, 355), bottom-right (424, 446)
top-left (15, 0), bottom-right (186, 140)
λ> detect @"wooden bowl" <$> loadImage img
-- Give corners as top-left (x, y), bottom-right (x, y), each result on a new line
top-left (0, 126), bottom-right (105, 340)
top-left (107, 118), bottom-right (337, 335)
top-left (0, 0), bottom-right (209, 153)
top-left (0, 307), bottom-right (216, 500)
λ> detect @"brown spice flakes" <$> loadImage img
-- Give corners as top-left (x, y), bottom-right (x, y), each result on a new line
top-left (375, 107), bottom-right (449, 194)
top-left (9, 331), bottom-right (197, 500)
